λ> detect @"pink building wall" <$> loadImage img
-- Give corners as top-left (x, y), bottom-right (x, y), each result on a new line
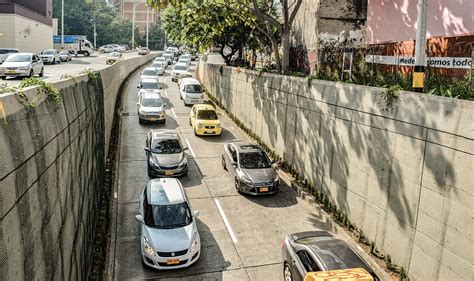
top-left (366, 0), bottom-right (474, 44)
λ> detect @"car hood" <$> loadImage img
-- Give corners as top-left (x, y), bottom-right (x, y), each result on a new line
top-left (107, 57), bottom-right (119, 60)
top-left (144, 223), bottom-right (196, 252)
top-left (40, 54), bottom-right (54, 57)
top-left (242, 167), bottom-right (275, 183)
top-left (140, 106), bottom-right (164, 113)
top-left (141, 75), bottom-right (157, 80)
top-left (151, 152), bottom-right (184, 166)
top-left (1, 61), bottom-right (31, 67)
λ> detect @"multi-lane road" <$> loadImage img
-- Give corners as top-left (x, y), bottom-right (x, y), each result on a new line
top-left (1, 51), bottom-right (151, 87)
top-left (109, 59), bottom-right (376, 280)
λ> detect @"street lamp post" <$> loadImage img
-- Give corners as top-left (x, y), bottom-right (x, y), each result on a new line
top-left (61, 0), bottom-right (64, 49)
top-left (132, 1), bottom-right (136, 48)
top-left (146, 4), bottom-right (149, 48)
top-left (413, 0), bottom-right (428, 92)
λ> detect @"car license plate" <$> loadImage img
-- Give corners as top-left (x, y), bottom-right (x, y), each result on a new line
top-left (259, 187), bottom-right (269, 192)
top-left (206, 130), bottom-right (214, 134)
top-left (7, 70), bottom-right (16, 74)
top-left (166, 258), bottom-right (180, 265)
top-left (165, 171), bottom-right (173, 176)
top-left (149, 118), bottom-right (157, 121)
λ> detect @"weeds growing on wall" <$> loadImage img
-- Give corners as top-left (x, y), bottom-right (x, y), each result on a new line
top-left (82, 68), bottom-right (99, 81)
top-left (0, 78), bottom-right (61, 108)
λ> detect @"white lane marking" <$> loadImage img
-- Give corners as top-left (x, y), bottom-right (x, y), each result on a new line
top-left (114, 192), bottom-right (117, 199)
top-left (170, 108), bottom-right (178, 119)
top-left (214, 199), bottom-right (238, 243)
top-left (185, 138), bottom-right (196, 158)
top-left (164, 89), bottom-right (168, 98)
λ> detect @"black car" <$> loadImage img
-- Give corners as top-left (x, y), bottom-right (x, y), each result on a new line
top-left (145, 130), bottom-right (188, 177)
top-left (281, 231), bottom-right (379, 281)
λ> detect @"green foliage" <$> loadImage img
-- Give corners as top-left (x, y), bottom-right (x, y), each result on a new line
top-left (378, 84), bottom-right (402, 112)
top-left (81, 68), bottom-right (99, 81)
top-left (426, 75), bottom-right (473, 100)
top-left (19, 77), bottom-right (61, 107)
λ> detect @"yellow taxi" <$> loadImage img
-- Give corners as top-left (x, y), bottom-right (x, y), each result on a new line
top-left (189, 104), bottom-right (222, 136)
top-left (304, 268), bottom-right (374, 281)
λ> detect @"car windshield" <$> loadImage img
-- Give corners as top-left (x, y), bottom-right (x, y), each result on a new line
top-left (185, 84), bottom-right (202, 93)
top-left (155, 58), bottom-right (165, 61)
top-left (5, 54), bottom-right (31, 62)
top-left (239, 151), bottom-right (271, 169)
top-left (142, 98), bottom-right (162, 107)
top-left (60, 51), bottom-right (68, 55)
top-left (197, 110), bottom-right (217, 120)
top-left (151, 139), bottom-right (182, 154)
top-left (141, 82), bottom-right (159, 89)
top-left (141, 48), bottom-right (148, 50)
top-left (152, 63), bottom-right (163, 68)
top-left (144, 202), bottom-right (192, 229)
top-left (143, 69), bottom-right (157, 76)
top-left (42, 50), bottom-right (55, 55)
top-left (174, 65), bottom-right (187, 71)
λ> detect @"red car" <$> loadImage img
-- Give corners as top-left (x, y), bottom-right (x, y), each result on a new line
top-left (138, 47), bottom-right (150, 55)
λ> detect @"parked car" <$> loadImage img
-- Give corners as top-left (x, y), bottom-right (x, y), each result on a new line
top-left (144, 130), bottom-right (189, 177)
top-left (135, 178), bottom-right (200, 269)
top-left (163, 53), bottom-right (173, 65)
top-left (111, 44), bottom-right (126, 52)
top-left (59, 50), bottom-right (72, 62)
top-left (177, 57), bottom-right (191, 68)
top-left (179, 78), bottom-right (203, 105)
top-left (0, 53), bottom-right (44, 79)
top-left (222, 140), bottom-right (279, 195)
top-left (0, 48), bottom-right (19, 64)
top-left (137, 91), bottom-right (167, 124)
top-left (171, 63), bottom-right (188, 82)
top-left (140, 67), bottom-right (159, 81)
top-left (281, 231), bottom-right (379, 281)
top-left (39, 49), bottom-right (61, 64)
top-left (138, 47), bottom-right (150, 55)
top-left (120, 44), bottom-right (129, 51)
top-left (99, 45), bottom-right (116, 53)
top-left (106, 52), bottom-right (124, 64)
top-left (189, 104), bottom-right (221, 136)
top-left (150, 62), bottom-right (166, 75)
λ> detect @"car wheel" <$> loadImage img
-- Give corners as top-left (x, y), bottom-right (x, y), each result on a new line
top-left (28, 70), bottom-right (33, 78)
top-left (1, 76), bottom-right (6, 80)
top-left (138, 118), bottom-right (143, 124)
top-left (147, 165), bottom-right (154, 178)
top-left (39, 68), bottom-right (44, 77)
top-left (101, 50), bottom-right (105, 53)
top-left (283, 263), bottom-right (292, 281)
top-left (235, 178), bottom-right (241, 193)
top-left (189, 118), bottom-right (192, 126)
top-left (222, 155), bottom-right (227, 170)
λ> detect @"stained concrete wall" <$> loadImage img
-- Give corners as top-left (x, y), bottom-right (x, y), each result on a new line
top-left (198, 62), bottom-right (474, 280)
top-left (0, 53), bottom-right (156, 280)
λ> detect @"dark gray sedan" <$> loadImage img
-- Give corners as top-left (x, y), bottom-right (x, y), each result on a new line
top-left (221, 140), bottom-right (279, 195)
top-left (145, 130), bottom-right (188, 177)
top-left (282, 231), bottom-right (379, 281)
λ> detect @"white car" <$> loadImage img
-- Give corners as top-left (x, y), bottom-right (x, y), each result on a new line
top-left (180, 78), bottom-right (204, 105)
top-left (153, 57), bottom-right (168, 68)
top-left (177, 58), bottom-right (191, 67)
top-left (167, 47), bottom-right (179, 57)
top-left (137, 78), bottom-right (162, 96)
top-left (99, 45), bottom-right (116, 53)
top-left (0, 53), bottom-right (44, 79)
top-left (140, 67), bottom-right (159, 81)
top-left (135, 178), bottom-right (201, 270)
top-left (59, 50), bottom-right (72, 62)
top-left (171, 63), bottom-right (189, 82)
top-left (150, 62), bottom-right (166, 75)
top-left (39, 49), bottom-right (61, 64)
top-left (163, 53), bottom-right (173, 65)
top-left (137, 91), bottom-right (167, 124)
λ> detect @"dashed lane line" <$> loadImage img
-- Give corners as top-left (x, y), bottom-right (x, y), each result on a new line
top-left (214, 198), bottom-right (238, 243)
top-left (185, 138), bottom-right (196, 158)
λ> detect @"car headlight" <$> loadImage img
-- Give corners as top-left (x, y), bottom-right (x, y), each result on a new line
top-left (197, 122), bottom-right (203, 128)
top-left (216, 123), bottom-right (221, 128)
top-left (139, 110), bottom-right (146, 116)
top-left (179, 157), bottom-right (188, 167)
top-left (241, 175), bottom-right (253, 185)
top-left (19, 66), bottom-right (29, 70)
top-left (274, 173), bottom-right (280, 183)
top-left (0, 67), bottom-right (5, 71)
top-left (144, 237), bottom-right (155, 256)
top-left (190, 232), bottom-right (199, 252)
top-left (148, 156), bottom-right (159, 167)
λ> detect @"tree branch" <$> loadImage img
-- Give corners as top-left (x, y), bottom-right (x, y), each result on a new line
top-left (236, 0), bottom-right (282, 33)
top-left (288, 0), bottom-right (303, 26)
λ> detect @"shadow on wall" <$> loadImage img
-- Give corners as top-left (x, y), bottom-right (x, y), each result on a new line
top-left (202, 63), bottom-right (464, 278)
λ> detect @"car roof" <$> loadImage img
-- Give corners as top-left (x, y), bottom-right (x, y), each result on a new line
top-left (150, 129), bottom-right (179, 140)
top-left (181, 78), bottom-right (200, 85)
top-left (175, 62), bottom-right (187, 67)
top-left (147, 178), bottom-right (186, 205)
top-left (193, 104), bottom-right (215, 111)
top-left (140, 78), bottom-right (157, 83)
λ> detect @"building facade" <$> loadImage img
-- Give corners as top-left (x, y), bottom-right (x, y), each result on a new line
top-left (0, 0), bottom-right (53, 53)
top-left (114, 0), bottom-right (159, 34)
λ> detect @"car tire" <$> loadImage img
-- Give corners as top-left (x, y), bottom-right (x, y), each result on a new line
top-left (222, 155), bottom-right (227, 170)
top-left (39, 68), bottom-right (44, 77)
top-left (235, 178), bottom-right (241, 193)
top-left (147, 165), bottom-right (154, 178)
top-left (28, 70), bottom-right (33, 78)
top-left (85, 52), bottom-right (90, 56)
top-left (139, 118), bottom-right (143, 124)
top-left (1, 76), bottom-right (6, 80)
top-left (101, 50), bottom-right (105, 53)
top-left (283, 263), bottom-right (293, 281)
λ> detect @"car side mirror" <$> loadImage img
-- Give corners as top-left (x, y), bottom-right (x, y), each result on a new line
top-left (136, 102), bottom-right (140, 106)
top-left (144, 147), bottom-right (151, 152)
top-left (193, 210), bottom-right (200, 218)
top-left (163, 103), bottom-right (168, 107)
top-left (135, 214), bottom-right (144, 223)
top-left (137, 85), bottom-right (140, 88)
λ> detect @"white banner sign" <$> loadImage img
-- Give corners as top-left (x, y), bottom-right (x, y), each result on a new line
top-left (365, 55), bottom-right (472, 69)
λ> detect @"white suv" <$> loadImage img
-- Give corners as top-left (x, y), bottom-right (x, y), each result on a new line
top-left (135, 178), bottom-right (201, 270)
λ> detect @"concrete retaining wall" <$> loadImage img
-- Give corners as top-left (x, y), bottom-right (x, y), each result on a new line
top-left (198, 62), bottom-right (474, 280)
top-left (0, 53), bottom-right (156, 280)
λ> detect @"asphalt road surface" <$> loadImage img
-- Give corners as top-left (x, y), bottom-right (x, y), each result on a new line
top-left (1, 51), bottom-right (156, 87)
top-left (110, 60), bottom-right (340, 281)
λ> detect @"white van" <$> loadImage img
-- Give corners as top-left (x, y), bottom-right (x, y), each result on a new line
top-left (179, 78), bottom-right (204, 106)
